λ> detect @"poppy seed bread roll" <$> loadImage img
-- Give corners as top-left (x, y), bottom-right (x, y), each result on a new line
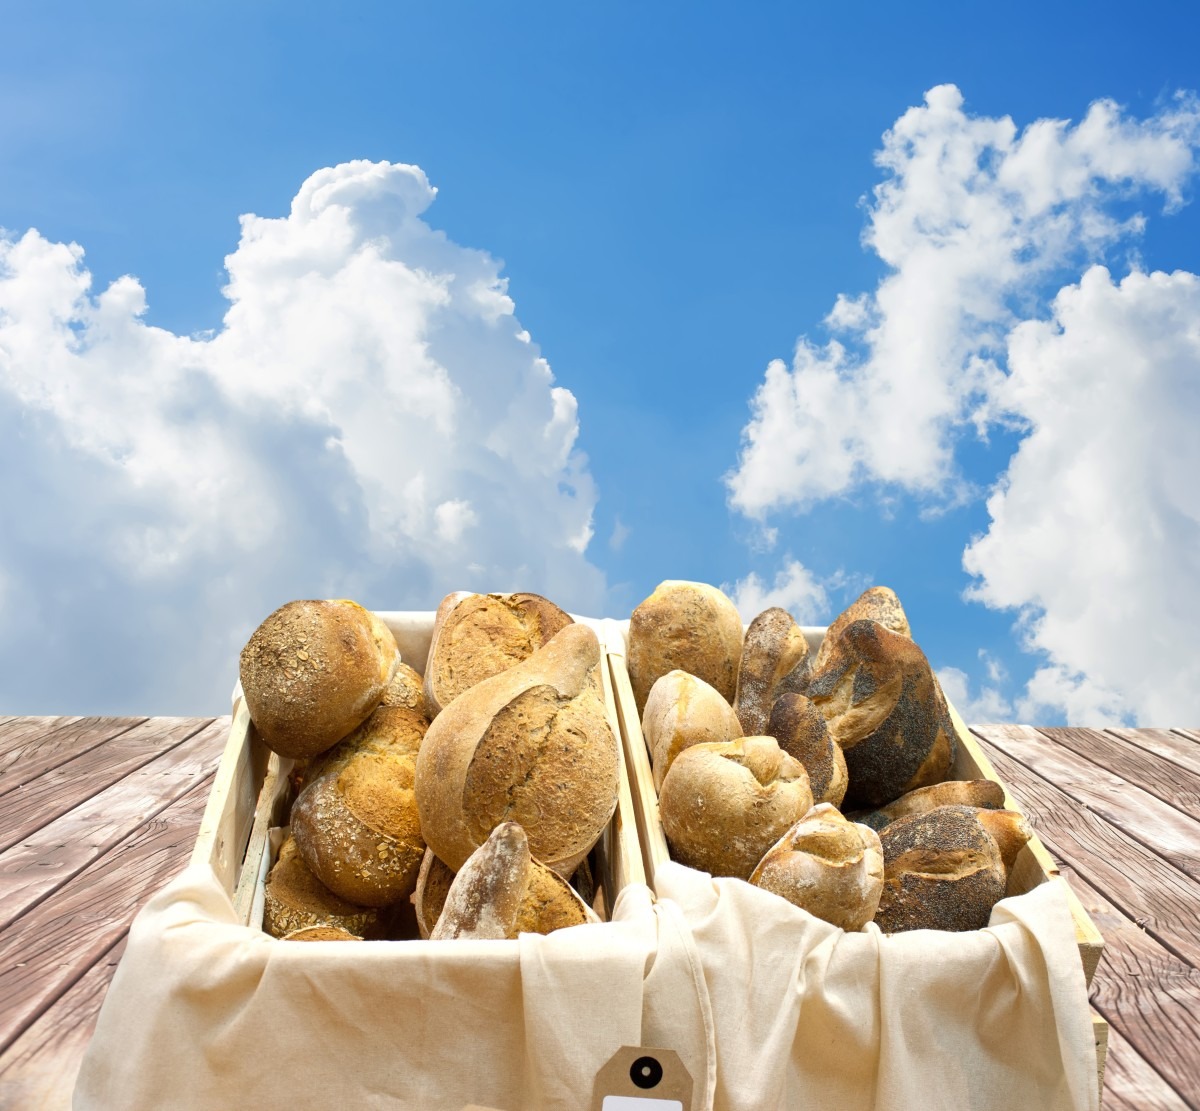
top-left (854, 779), bottom-right (1006, 832)
top-left (812, 585), bottom-right (911, 672)
top-left (767, 693), bottom-right (847, 806)
top-left (734, 607), bottom-right (812, 735)
top-left (642, 670), bottom-right (743, 790)
top-left (240, 599), bottom-right (401, 759)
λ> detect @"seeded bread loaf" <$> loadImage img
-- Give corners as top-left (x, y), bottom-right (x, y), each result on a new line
top-left (642, 670), bottom-right (743, 790)
top-left (811, 585), bottom-right (911, 673)
top-left (854, 779), bottom-right (1006, 832)
top-left (263, 836), bottom-right (389, 939)
top-left (766, 693), bottom-right (847, 807)
top-left (734, 608), bottom-right (813, 735)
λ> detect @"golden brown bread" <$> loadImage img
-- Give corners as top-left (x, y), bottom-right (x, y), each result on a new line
top-left (430, 822), bottom-right (531, 941)
top-left (734, 608), bottom-right (812, 735)
top-left (806, 620), bottom-right (956, 808)
top-left (627, 581), bottom-right (743, 713)
top-left (240, 599), bottom-right (400, 759)
top-left (414, 623), bottom-right (619, 876)
top-left (279, 925), bottom-right (363, 941)
top-left (642, 670), bottom-right (743, 790)
top-left (424, 592), bottom-right (574, 714)
top-left (263, 837), bottom-right (388, 939)
top-left (750, 803), bottom-right (884, 931)
top-left (854, 779), bottom-right (1006, 831)
top-left (812, 585), bottom-right (911, 672)
top-left (658, 736), bottom-right (814, 880)
top-left (766, 693), bottom-right (847, 806)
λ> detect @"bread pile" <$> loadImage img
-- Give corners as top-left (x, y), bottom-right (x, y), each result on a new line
top-left (632, 580), bottom-right (1031, 934)
top-left (242, 593), bottom-right (618, 942)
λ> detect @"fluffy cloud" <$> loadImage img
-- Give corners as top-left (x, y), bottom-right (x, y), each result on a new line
top-left (723, 558), bottom-right (831, 625)
top-left (0, 160), bottom-right (604, 712)
top-left (936, 667), bottom-right (1013, 725)
top-left (965, 266), bottom-right (1200, 724)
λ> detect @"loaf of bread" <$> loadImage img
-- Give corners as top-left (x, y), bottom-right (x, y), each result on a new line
top-left (806, 620), bottom-right (956, 808)
top-left (415, 623), bottom-right (619, 876)
top-left (812, 585), bottom-right (911, 672)
top-left (430, 822), bottom-right (532, 940)
top-left (854, 779), bottom-right (1006, 831)
top-left (766, 693), bottom-right (847, 807)
top-left (750, 803), bottom-right (884, 931)
top-left (289, 663), bottom-right (430, 907)
top-left (642, 670), bottom-right (743, 790)
top-left (240, 599), bottom-right (401, 759)
top-left (279, 925), bottom-right (363, 941)
top-left (734, 608), bottom-right (812, 735)
top-left (658, 736), bottom-right (814, 880)
top-left (424, 592), bottom-right (574, 714)
top-left (263, 836), bottom-right (389, 939)
top-left (627, 581), bottom-right (743, 712)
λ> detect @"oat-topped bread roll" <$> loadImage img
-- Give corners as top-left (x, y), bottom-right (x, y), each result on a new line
top-left (415, 623), bottom-right (619, 876)
top-left (734, 608), bottom-right (813, 735)
top-left (659, 736), bottom-right (813, 881)
top-left (240, 599), bottom-right (401, 759)
top-left (750, 803), bottom-right (884, 931)
top-left (627, 581), bottom-right (743, 713)
top-left (873, 804), bottom-right (1031, 933)
top-left (424, 591), bottom-right (574, 714)
top-left (280, 925), bottom-right (363, 941)
top-left (854, 779), bottom-right (1006, 832)
top-left (430, 822), bottom-right (531, 941)
top-left (766, 693), bottom-right (847, 807)
top-left (806, 620), bottom-right (956, 808)
top-left (643, 670), bottom-right (743, 790)
top-left (289, 663), bottom-right (430, 907)
top-left (264, 836), bottom-right (389, 939)
top-left (812, 585), bottom-right (911, 672)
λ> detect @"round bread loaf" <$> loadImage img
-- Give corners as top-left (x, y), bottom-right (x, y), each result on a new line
top-left (263, 837), bottom-right (388, 939)
top-left (854, 779), bottom-right (1006, 832)
top-left (812, 585), bottom-right (911, 672)
top-left (643, 670), bottom-right (743, 790)
top-left (806, 620), bottom-right (956, 808)
top-left (767, 693), bottom-right (847, 806)
top-left (658, 736), bottom-right (814, 880)
top-left (430, 822), bottom-right (531, 941)
top-left (289, 663), bottom-right (430, 907)
top-left (240, 599), bottom-right (401, 759)
top-left (415, 623), bottom-right (619, 876)
top-left (734, 608), bottom-right (812, 735)
top-left (750, 803), bottom-right (884, 931)
top-left (424, 592), bottom-right (574, 714)
top-left (627, 581), bottom-right (743, 713)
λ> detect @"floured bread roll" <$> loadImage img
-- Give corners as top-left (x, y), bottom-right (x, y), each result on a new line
top-left (658, 736), bottom-right (813, 880)
top-left (264, 837), bottom-right (389, 939)
top-left (812, 585), bottom-right (911, 672)
top-left (750, 803), bottom-right (884, 931)
top-left (290, 663), bottom-right (430, 907)
top-left (855, 779), bottom-right (1006, 831)
top-left (627, 581), bottom-right (743, 712)
top-left (430, 822), bottom-right (530, 941)
top-left (806, 620), bottom-right (956, 808)
top-left (424, 592), bottom-right (574, 714)
top-left (415, 623), bottom-right (620, 876)
top-left (643, 670), bottom-right (743, 790)
top-left (734, 608), bottom-right (812, 735)
top-left (874, 804), bottom-right (1031, 933)
top-left (240, 599), bottom-right (401, 759)
top-left (767, 693), bottom-right (847, 807)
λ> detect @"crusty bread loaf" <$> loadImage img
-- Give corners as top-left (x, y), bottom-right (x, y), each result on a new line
top-left (854, 779), bottom-right (1006, 831)
top-left (415, 623), bottom-right (619, 876)
top-left (280, 925), bottom-right (363, 941)
top-left (240, 599), bottom-right (401, 759)
top-left (806, 620), bottom-right (956, 808)
top-left (873, 804), bottom-right (1028, 933)
top-left (734, 608), bottom-right (812, 735)
top-left (430, 822), bottom-right (531, 941)
top-left (658, 736), bottom-right (814, 880)
top-left (812, 585), bottom-right (911, 672)
top-left (766, 693), bottom-right (847, 807)
top-left (263, 837), bottom-right (388, 939)
top-left (627, 581), bottom-right (743, 713)
top-left (424, 592), bottom-right (574, 714)
top-left (642, 670), bottom-right (743, 790)
top-left (289, 663), bottom-right (430, 907)
top-left (750, 803), bottom-right (884, 931)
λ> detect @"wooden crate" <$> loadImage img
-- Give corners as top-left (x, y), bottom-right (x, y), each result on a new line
top-left (191, 612), bottom-right (645, 928)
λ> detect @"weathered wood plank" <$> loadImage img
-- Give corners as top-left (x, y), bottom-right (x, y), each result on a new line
top-left (0, 775), bottom-right (213, 1054)
top-left (1106, 728), bottom-right (1200, 781)
top-left (0, 717), bottom-right (79, 752)
top-left (975, 725), bottom-right (1200, 885)
top-left (0, 719), bottom-right (228, 931)
top-left (1040, 728), bottom-right (1200, 825)
top-left (1099, 1022), bottom-right (1189, 1110)
top-left (0, 718), bottom-right (212, 853)
top-left (0, 936), bottom-right (126, 1111)
top-left (974, 736), bottom-right (1200, 971)
top-left (0, 717), bottom-right (147, 800)
top-left (1062, 867), bottom-right (1200, 1106)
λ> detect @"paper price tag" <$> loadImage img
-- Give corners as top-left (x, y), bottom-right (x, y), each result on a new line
top-left (590, 1046), bottom-right (692, 1111)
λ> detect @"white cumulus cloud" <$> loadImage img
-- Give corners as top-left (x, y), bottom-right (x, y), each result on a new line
top-left (723, 558), bottom-right (831, 625)
top-left (0, 160), bottom-right (604, 712)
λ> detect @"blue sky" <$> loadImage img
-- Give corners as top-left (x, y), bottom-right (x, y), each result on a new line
top-left (2, 2), bottom-right (1199, 722)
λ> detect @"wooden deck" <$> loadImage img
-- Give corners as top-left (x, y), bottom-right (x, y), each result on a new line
top-left (0, 717), bottom-right (1197, 1109)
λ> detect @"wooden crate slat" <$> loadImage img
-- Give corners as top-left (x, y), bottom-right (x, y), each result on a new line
top-left (1098, 1021), bottom-right (1190, 1110)
top-left (0, 719), bottom-right (228, 931)
top-left (975, 725), bottom-right (1200, 885)
top-left (0, 717), bottom-right (145, 792)
top-left (1105, 727), bottom-right (1200, 780)
top-left (0, 775), bottom-right (213, 1055)
top-left (0, 718), bottom-right (214, 853)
